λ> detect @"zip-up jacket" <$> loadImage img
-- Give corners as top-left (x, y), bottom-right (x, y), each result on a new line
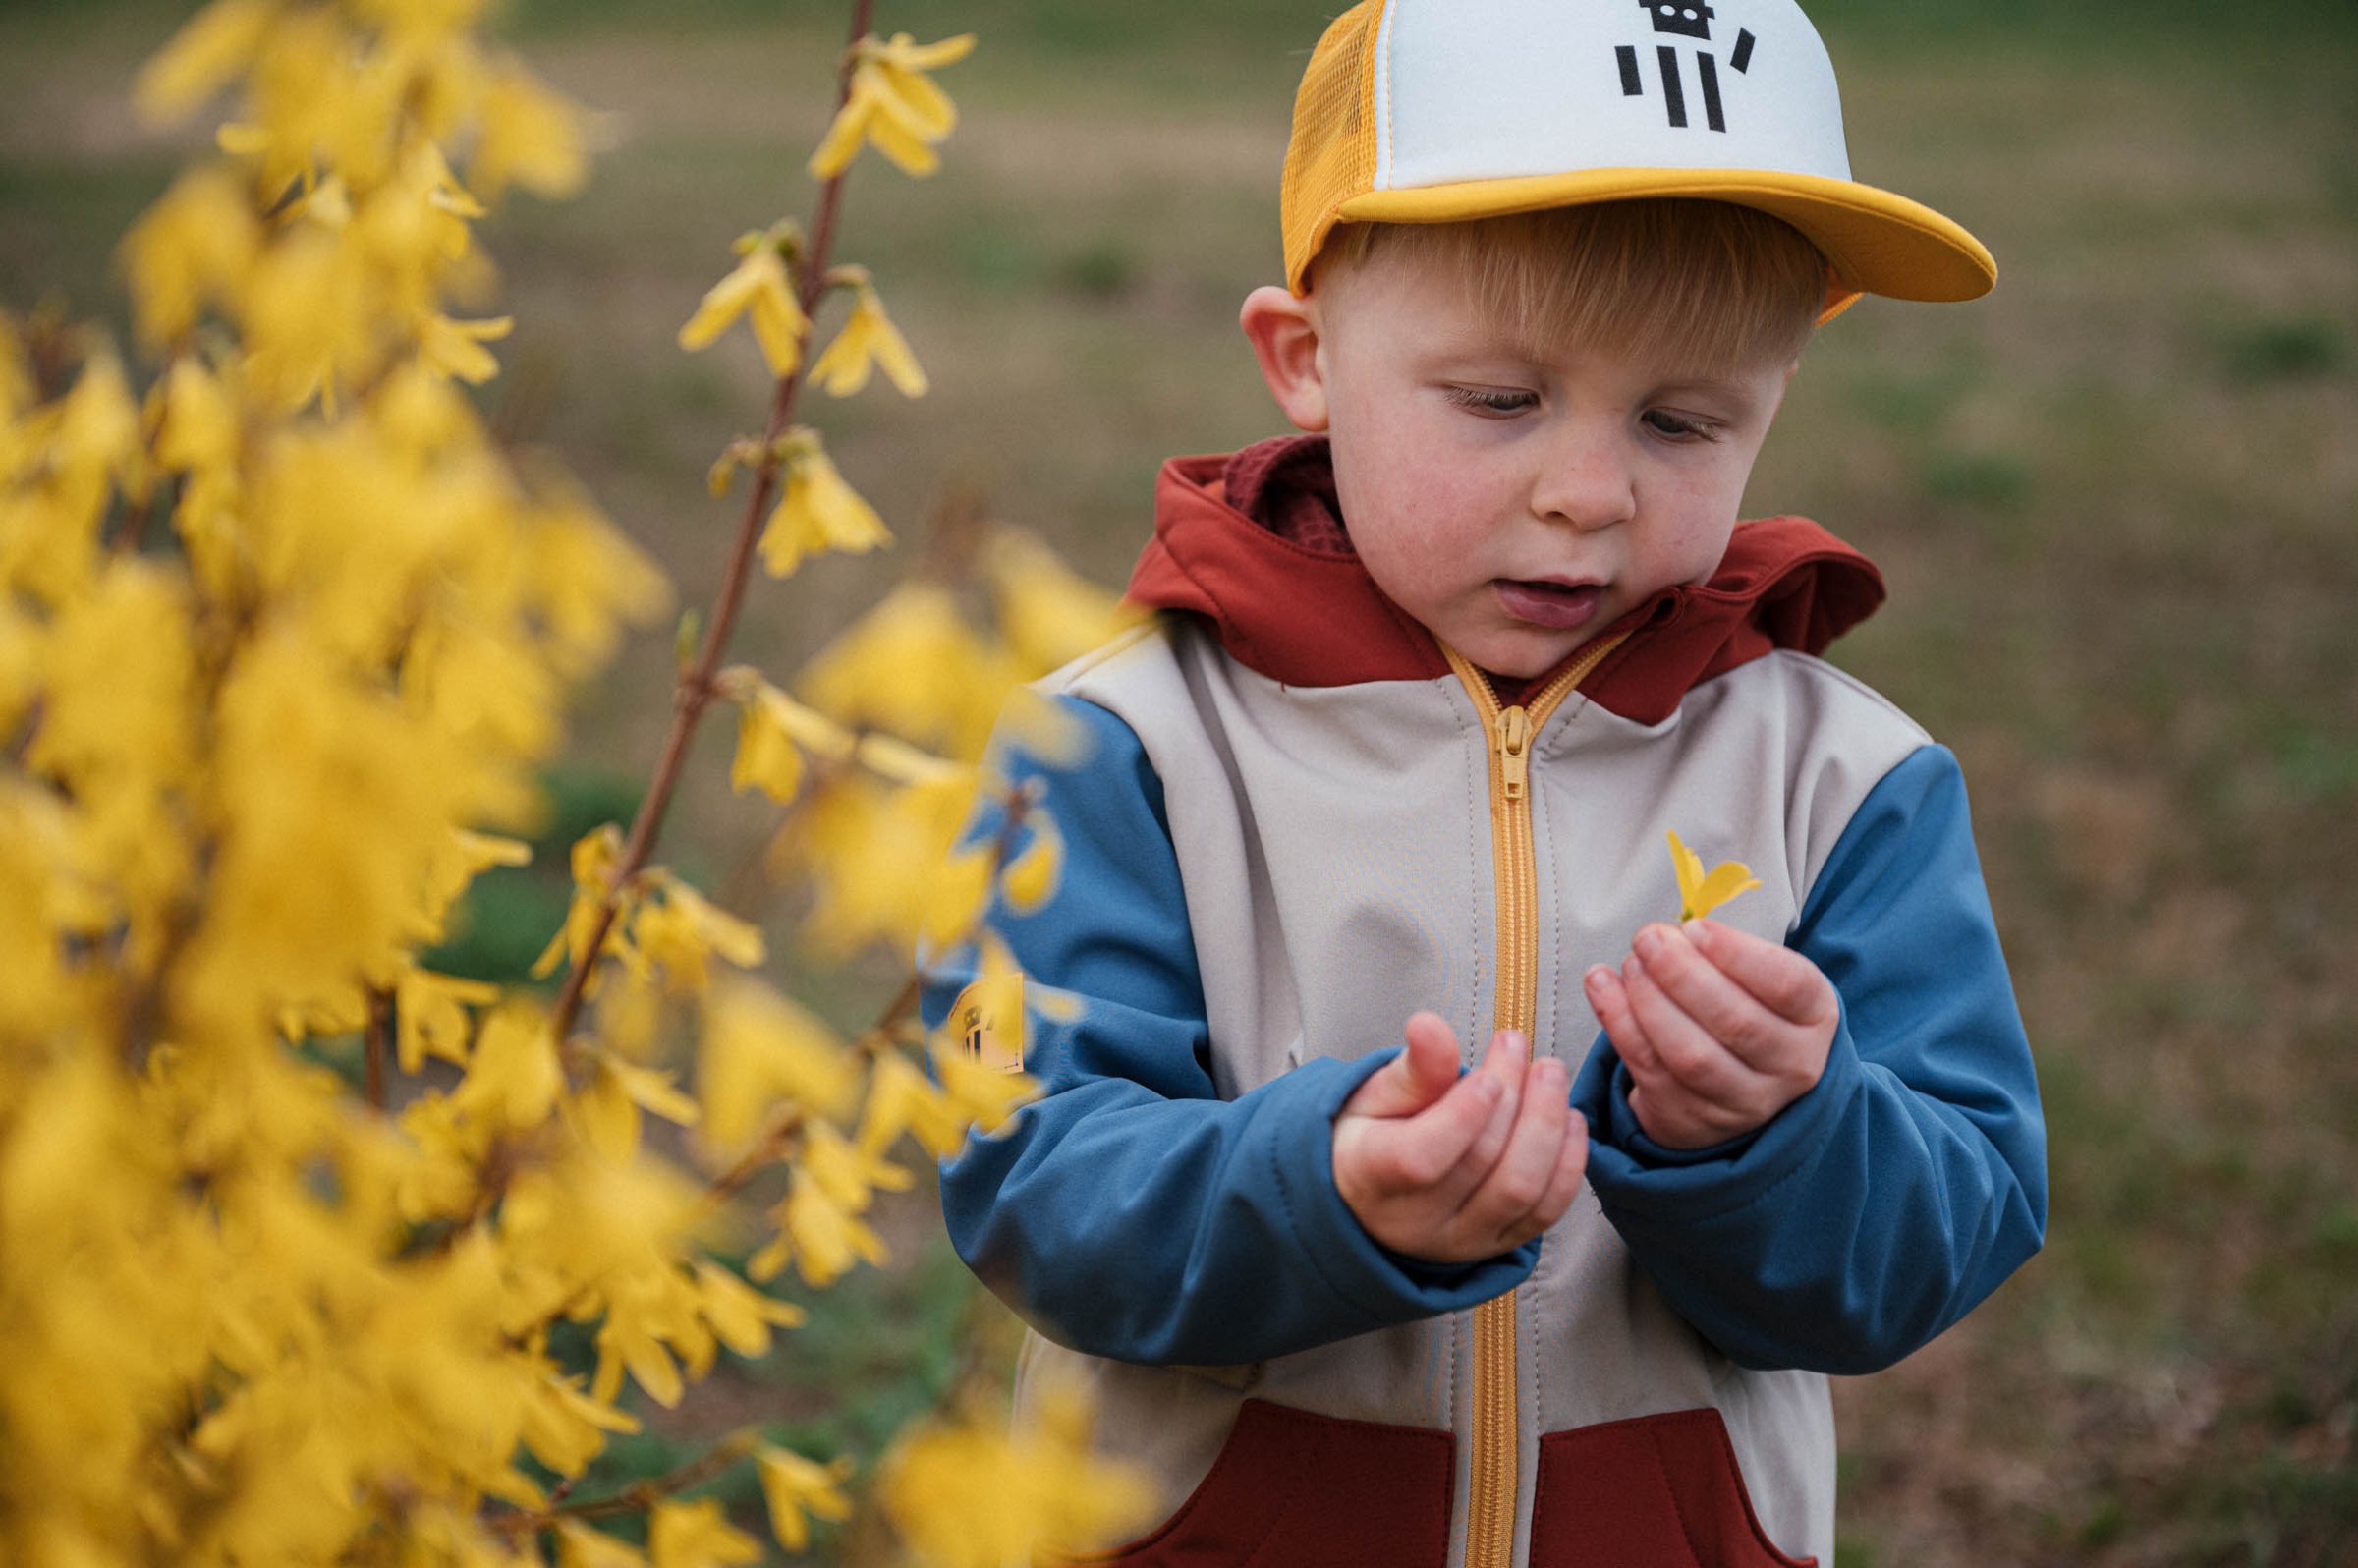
top-left (925, 437), bottom-right (2047, 1568)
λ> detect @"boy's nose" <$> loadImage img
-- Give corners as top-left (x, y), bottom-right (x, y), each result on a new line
top-left (1530, 432), bottom-right (1637, 532)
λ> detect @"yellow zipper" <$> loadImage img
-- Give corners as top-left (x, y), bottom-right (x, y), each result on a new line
top-left (1444, 632), bottom-right (1627, 1568)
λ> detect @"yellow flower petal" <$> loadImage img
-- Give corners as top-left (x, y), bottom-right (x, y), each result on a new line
top-left (731, 689), bottom-right (806, 805)
top-left (677, 247), bottom-right (806, 378)
top-left (134, 0), bottom-right (274, 123)
top-left (888, 31), bottom-right (978, 73)
top-left (698, 980), bottom-right (860, 1154)
top-left (421, 314), bottom-right (512, 384)
top-left (757, 1447), bottom-right (854, 1553)
top-left (471, 56), bottom-right (590, 200)
top-left (810, 282), bottom-right (927, 398)
top-left (778, 1167), bottom-right (888, 1287)
top-left (647, 1497), bottom-right (761, 1568)
top-left (757, 437), bottom-right (890, 578)
top-left (1665, 829), bottom-right (1762, 923)
top-left (806, 32), bottom-right (974, 181)
top-left (1000, 813), bottom-right (1063, 915)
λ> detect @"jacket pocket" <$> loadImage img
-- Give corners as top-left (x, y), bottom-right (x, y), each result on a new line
top-left (1079, 1397), bottom-right (1452, 1568)
top-left (1529, 1409), bottom-right (1815, 1568)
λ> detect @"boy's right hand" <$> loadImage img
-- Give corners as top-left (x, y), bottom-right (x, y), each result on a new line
top-left (1331, 1012), bottom-right (1589, 1265)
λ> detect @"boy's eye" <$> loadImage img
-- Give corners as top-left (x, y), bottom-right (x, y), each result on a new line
top-left (1642, 409), bottom-right (1715, 440)
top-left (1445, 386), bottom-right (1538, 417)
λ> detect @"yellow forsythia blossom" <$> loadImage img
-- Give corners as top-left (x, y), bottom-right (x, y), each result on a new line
top-left (800, 580), bottom-right (1020, 758)
top-left (647, 1497), bottom-right (762, 1568)
top-left (677, 234), bottom-right (808, 378)
top-left (879, 1380), bottom-right (1158, 1568)
top-left (811, 270), bottom-right (928, 397)
top-left (758, 430), bottom-right (891, 577)
top-left (727, 675), bottom-right (855, 806)
top-left (133, 0), bottom-right (275, 122)
top-left (118, 166), bottom-right (261, 348)
top-left (470, 56), bottom-right (593, 201)
top-left (758, 1446), bottom-right (856, 1552)
top-left (1000, 812), bottom-right (1065, 915)
top-left (984, 525), bottom-right (1139, 673)
top-left (697, 980), bottom-right (861, 1153)
top-left (809, 31), bottom-right (978, 180)
top-left (1666, 829), bottom-right (1763, 922)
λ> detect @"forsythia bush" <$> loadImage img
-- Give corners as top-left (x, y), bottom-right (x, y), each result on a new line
top-left (0, 0), bottom-right (1151, 1562)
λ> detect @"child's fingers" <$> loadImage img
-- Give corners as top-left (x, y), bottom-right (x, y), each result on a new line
top-left (1619, 952), bottom-right (1751, 1105)
top-left (1484, 1101), bottom-right (1589, 1254)
top-left (1475, 1026), bottom-right (1527, 1085)
top-left (1687, 920), bottom-right (1839, 1029)
top-left (1446, 1036), bottom-right (1528, 1194)
top-left (1453, 1056), bottom-right (1567, 1239)
top-left (1629, 924), bottom-right (1785, 1071)
top-left (1524, 1109), bottom-right (1589, 1235)
top-left (1403, 1011), bottom-right (1468, 1096)
top-left (1583, 963), bottom-right (1656, 1072)
top-left (1345, 1012), bottom-right (1465, 1121)
top-left (1363, 1067), bottom-right (1506, 1195)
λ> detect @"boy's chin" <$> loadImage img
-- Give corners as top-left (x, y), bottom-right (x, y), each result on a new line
top-left (1459, 624), bottom-right (1593, 684)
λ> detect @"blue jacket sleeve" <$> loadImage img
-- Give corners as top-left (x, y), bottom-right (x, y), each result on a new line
top-left (1569, 744), bottom-right (2048, 1374)
top-left (927, 695), bottom-right (1535, 1367)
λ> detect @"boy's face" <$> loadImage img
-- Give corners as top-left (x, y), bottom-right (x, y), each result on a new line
top-left (1244, 250), bottom-right (1797, 681)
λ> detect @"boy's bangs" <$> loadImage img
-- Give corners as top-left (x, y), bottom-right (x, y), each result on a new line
top-left (1327, 200), bottom-right (1829, 373)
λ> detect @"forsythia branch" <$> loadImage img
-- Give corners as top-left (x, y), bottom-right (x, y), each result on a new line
top-left (546, 0), bottom-right (881, 1049)
top-left (489, 1428), bottom-right (763, 1541)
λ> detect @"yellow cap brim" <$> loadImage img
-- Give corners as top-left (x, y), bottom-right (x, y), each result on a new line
top-left (1328, 166), bottom-right (1995, 307)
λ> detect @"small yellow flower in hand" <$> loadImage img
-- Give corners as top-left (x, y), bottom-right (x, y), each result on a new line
top-left (1666, 829), bottom-right (1761, 923)
top-left (809, 32), bottom-right (977, 180)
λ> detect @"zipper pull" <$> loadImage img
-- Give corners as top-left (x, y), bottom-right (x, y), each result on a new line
top-left (1497, 705), bottom-right (1531, 801)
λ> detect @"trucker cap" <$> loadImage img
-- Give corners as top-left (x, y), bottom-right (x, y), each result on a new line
top-left (1280, 0), bottom-right (1995, 314)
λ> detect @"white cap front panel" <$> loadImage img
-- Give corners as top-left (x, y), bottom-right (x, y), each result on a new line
top-left (1375, 0), bottom-right (1853, 191)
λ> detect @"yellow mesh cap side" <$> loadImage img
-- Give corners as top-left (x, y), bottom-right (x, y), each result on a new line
top-left (1280, 1), bottom-right (1385, 295)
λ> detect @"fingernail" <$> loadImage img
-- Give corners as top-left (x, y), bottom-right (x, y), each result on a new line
top-left (1634, 925), bottom-right (1664, 959)
top-left (1583, 964), bottom-right (1611, 990)
top-left (1684, 918), bottom-right (1712, 946)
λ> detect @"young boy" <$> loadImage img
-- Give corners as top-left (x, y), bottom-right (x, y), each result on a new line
top-left (927, 3), bottom-right (2046, 1564)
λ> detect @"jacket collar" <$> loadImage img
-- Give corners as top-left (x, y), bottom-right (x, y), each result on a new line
top-left (1125, 436), bottom-right (1887, 725)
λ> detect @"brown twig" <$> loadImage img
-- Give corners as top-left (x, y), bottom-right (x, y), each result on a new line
top-left (545, 0), bottom-right (879, 1050)
top-left (364, 985), bottom-right (394, 1110)
top-left (112, 475), bottom-right (173, 558)
top-left (489, 1429), bottom-right (763, 1542)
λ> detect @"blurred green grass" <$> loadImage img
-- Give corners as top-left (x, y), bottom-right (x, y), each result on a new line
top-left (5, 2), bottom-right (2356, 1564)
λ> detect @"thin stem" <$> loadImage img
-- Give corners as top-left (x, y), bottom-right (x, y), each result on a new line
top-left (364, 985), bottom-right (393, 1110)
top-left (546, 0), bottom-right (878, 1048)
top-left (490, 1430), bottom-right (763, 1541)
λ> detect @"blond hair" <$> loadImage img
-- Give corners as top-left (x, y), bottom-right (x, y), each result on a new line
top-left (1314, 199), bottom-right (1830, 372)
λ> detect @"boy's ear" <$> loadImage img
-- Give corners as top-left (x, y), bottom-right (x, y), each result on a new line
top-left (1240, 285), bottom-right (1330, 433)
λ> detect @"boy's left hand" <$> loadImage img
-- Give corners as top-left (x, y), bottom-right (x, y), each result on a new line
top-left (1582, 920), bottom-right (1839, 1151)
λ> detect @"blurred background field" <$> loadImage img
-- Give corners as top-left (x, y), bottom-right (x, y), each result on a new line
top-left (3, 0), bottom-right (2354, 1563)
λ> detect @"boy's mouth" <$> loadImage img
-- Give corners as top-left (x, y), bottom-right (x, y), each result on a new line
top-left (1493, 578), bottom-right (1604, 632)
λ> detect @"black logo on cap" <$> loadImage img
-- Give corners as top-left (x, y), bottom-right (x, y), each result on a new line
top-left (1618, 5), bottom-right (1757, 133)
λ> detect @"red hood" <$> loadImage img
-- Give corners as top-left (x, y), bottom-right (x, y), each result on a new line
top-left (1125, 436), bottom-right (1886, 724)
